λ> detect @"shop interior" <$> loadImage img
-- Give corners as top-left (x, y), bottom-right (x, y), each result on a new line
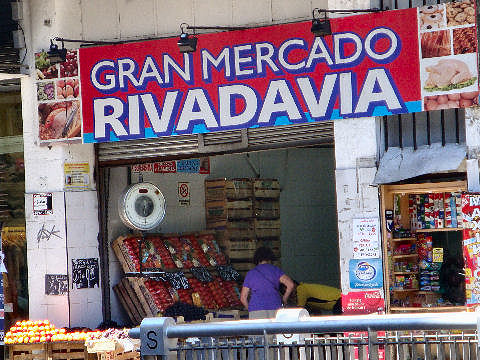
top-left (105, 146), bottom-right (340, 324)
top-left (381, 181), bottom-right (467, 312)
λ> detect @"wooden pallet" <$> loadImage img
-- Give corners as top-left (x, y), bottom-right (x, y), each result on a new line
top-left (49, 342), bottom-right (90, 360)
top-left (9, 343), bottom-right (49, 360)
top-left (205, 179), bottom-right (253, 201)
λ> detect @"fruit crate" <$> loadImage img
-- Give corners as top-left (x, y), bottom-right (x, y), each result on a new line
top-left (49, 342), bottom-right (91, 360)
top-left (205, 200), bottom-right (253, 222)
top-left (9, 343), bottom-right (49, 360)
top-left (222, 239), bottom-right (257, 261)
top-left (253, 179), bottom-right (280, 199)
top-left (254, 219), bottom-right (281, 238)
top-left (254, 200), bottom-right (280, 219)
top-left (207, 220), bottom-right (255, 240)
top-left (205, 179), bottom-right (253, 201)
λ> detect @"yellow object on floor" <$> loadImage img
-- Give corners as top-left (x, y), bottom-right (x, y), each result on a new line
top-left (296, 283), bottom-right (341, 311)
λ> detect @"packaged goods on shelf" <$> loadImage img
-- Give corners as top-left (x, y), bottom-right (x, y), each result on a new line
top-left (409, 192), bottom-right (463, 230)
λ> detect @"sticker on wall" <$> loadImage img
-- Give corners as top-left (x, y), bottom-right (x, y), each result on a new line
top-left (349, 259), bottom-right (383, 289)
top-left (177, 182), bottom-right (190, 207)
top-left (72, 258), bottom-right (99, 289)
top-left (64, 162), bottom-right (90, 190)
top-left (45, 274), bottom-right (68, 295)
top-left (33, 193), bottom-right (53, 215)
top-left (131, 158), bottom-right (210, 174)
top-left (352, 218), bottom-right (380, 259)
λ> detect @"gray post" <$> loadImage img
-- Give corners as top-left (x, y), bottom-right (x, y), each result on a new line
top-left (368, 327), bottom-right (378, 360)
top-left (139, 317), bottom-right (177, 356)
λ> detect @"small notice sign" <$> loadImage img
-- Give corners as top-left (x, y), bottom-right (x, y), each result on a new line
top-left (45, 274), bottom-right (68, 295)
top-left (352, 218), bottom-right (380, 259)
top-left (33, 193), bottom-right (53, 215)
top-left (177, 182), bottom-right (190, 207)
top-left (64, 162), bottom-right (90, 190)
top-left (433, 248), bottom-right (444, 263)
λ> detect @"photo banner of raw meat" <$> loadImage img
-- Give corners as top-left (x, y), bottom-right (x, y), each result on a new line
top-left (419, 0), bottom-right (479, 110)
top-left (35, 49), bottom-right (81, 143)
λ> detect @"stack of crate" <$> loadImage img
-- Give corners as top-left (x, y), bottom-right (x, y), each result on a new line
top-left (253, 179), bottom-right (281, 263)
top-left (205, 178), bottom-right (281, 277)
top-left (205, 179), bottom-right (256, 274)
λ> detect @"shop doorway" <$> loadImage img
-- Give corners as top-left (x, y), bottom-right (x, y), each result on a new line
top-left (0, 83), bottom-right (27, 346)
top-left (102, 145), bottom-right (340, 324)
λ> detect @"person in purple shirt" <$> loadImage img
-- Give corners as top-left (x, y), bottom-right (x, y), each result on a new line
top-left (240, 247), bottom-right (295, 319)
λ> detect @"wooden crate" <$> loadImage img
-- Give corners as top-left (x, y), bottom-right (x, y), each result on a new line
top-left (113, 279), bottom-right (144, 325)
top-left (111, 236), bottom-right (137, 273)
top-left (205, 179), bottom-right (253, 201)
top-left (205, 200), bottom-right (253, 222)
top-left (48, 342), bottom-right (89, 360)
top-left (9, 343), bottom-right (49, 360)
top-left (254, 219), bottom-right (281, 238)
top-left (253, 179), bottom-right (280, 199)
top-left (222, 239), bottom-right (256, 260)
top-left (207, 220), bottom-right (254, 240)
top-left (254, 200), bottom-right (280, 219)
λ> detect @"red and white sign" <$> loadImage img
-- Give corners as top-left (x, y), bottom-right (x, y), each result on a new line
top-left (342, 290), bottom-right (385, 314)
top-left (462, 193), bottom-right (480, 305)
top-left (177, 182), bottom-right (190, 206)
top-left (78, 2), bottom-right (479, 144)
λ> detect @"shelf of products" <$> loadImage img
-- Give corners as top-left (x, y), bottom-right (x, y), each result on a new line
top-left (381, 181), bottom-right (467, 313)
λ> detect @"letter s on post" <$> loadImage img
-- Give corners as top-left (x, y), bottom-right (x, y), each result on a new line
top-left (147, 330), bottom-right (158, 350)
top-left (91, 60), bottom-right (117, 92)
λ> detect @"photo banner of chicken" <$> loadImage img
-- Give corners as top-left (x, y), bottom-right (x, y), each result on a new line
top-left (35, 49), bottom-right (82, 143)
top-left (419, 1), bottom-right (479, 111)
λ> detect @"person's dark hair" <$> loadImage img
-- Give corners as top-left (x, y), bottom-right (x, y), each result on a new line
top-left (253, 246), bottom-right (276, 265)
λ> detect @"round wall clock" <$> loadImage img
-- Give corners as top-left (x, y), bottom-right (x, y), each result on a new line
top-left (118, 182), bottom-right (166, 231)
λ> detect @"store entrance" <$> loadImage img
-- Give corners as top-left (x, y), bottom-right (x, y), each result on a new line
top-left (105, 145), bottom-right (340, 325)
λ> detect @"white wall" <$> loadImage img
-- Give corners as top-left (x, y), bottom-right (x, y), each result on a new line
top-left (334, 117), bottom-right (382, 295)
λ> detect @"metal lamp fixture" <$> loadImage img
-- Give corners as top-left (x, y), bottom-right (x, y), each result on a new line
top-left (178, 24), bottom-right (198, 53)
top-left (47, 39), bottom-right (67, 64)
top-left (311, 8), bottom-right (383, 37)
top-left (177, 23), bottom-right (250, 53)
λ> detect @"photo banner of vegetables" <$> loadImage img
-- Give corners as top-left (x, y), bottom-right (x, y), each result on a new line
top-left (76, 1), bottom-right (478, 144)
top-left (35, 49), bottom-right (82, 143)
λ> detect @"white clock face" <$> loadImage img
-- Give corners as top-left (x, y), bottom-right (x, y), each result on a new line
top-left (119, 182), bottom-right (166, 231)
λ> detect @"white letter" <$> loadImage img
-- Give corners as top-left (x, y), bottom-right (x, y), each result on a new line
top-left (355, 69), bottom-right (402, 113)
top-left (164, 54), bottom-right (191, 84)
top-left (306, 37), bottom-right (334, 68)
top-left (202, 48), bottom-right (231, 81)
top-left (176, 89), bottom-right (218, 131)
top-left (256, 43), bottom-right (280, 74)
top-left (128, 95), bottom-right (140, 135)
top-left (138, 56), bottom-right (164, 87)
top-left (93, 98), bottom-right (128, 138)
top-left (219, 85), bottom-right (258, 127)
top-left (234, 44), bottom-right (254, 77)
top-left (339, 72), bottom-right (353, 115)
top-left (365, 28), bottom-right (398, 61)
top-left (141, 92), bottom-right (179, 134)
top-left (334, 33), bottom-right (363, 65)
top-left (279, 39), bottom-right (306, 71)
top-left (91, 60), bottom-right (116, 91)
top-left (118, 58), bottom-right (140, 89)
top-left (297, 75), bottom-right (337, 118)
top-left (258, 80), bottom-right (302, 123)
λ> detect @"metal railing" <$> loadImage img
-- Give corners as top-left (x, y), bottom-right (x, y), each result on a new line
top-left (130, 310), bottom-right (480, 360)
